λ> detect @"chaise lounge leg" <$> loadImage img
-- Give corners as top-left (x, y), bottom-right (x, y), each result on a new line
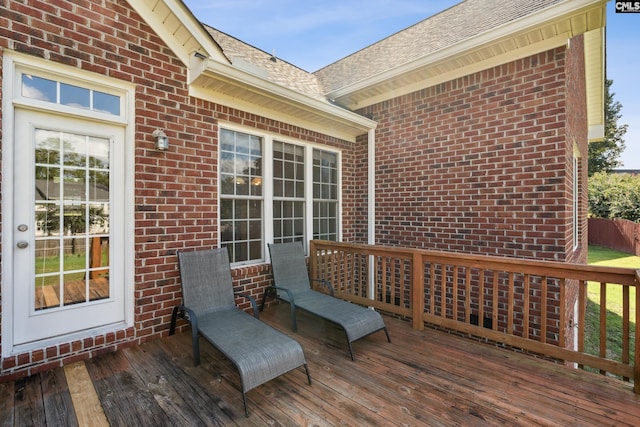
top-left (242, 392), bottom-right (249, 417)
top-left (304, 363), bottom-right (312, 385)
top-left (384, 327), bottom-right (391, 343)
top-left (290, 304), bottom-right (298, 332)
top-left (347, 339), bottom-right (355, 361)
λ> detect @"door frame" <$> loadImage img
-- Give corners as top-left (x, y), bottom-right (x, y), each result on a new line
top-left (1, 51), bottom-right (136, 357)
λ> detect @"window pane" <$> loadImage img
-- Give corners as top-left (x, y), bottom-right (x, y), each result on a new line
top-left (60, 83), bottom-right (90, 110)
top-left (89, 171), bottom-right (109, 202)
top-left (22, 75), bottom-right (56, 102)
top-left (274, 141), bottom-right (304, 199)
top-left (94, 91), bottom-right (120, 115)
top-left (220, 129), bottom-right (264, 263)
top-left (64, 170), bottom-right (86, 201)
top-left (88, 136), bottom-right (110, 169)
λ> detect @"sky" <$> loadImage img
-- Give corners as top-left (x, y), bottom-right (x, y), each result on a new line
top-left (183, 0), bottom-right (639, 169)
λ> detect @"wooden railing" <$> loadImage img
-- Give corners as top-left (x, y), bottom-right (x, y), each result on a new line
top-left (309, 240), bottom-right (640, 392)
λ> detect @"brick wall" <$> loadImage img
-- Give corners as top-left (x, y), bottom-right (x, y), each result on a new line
top-left (357, 47), bottom-right (575, 262)
top-left (563, 34), bottom-right (588, 349)
top-left (0, 0), bottom-right (352, 379)
top-left (355, 42), bottom-right (588, 347)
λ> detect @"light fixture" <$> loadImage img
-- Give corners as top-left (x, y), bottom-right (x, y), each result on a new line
top-left (152, 128), bottom-right (169, 151)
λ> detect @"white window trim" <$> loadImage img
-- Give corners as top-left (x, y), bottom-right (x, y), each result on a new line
top-left (218, 122), bottom-right (343, 265)
top-left (1, 51), bottom-right (136, 357)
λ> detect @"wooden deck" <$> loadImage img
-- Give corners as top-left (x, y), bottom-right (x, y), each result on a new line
top-left (2, 304), bottom-right (640, 426)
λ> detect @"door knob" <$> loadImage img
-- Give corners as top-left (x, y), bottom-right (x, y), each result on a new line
top-left (17, 224), bottom-right (28, 232)
top-left (16, 241), bottom-right (28, 249)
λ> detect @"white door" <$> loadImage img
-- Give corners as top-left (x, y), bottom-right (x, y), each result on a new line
top-left (13, 109), bottom-right (125, 346)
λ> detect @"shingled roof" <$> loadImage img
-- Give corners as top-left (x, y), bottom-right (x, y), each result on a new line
top-left (204, 26), bottom-right (327, 101)
top-left (201, 0), bottom-right (570, 99)
top-left (313, 0), bottom-right (565, 94)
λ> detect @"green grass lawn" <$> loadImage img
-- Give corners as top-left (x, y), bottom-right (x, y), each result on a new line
top-left (585, 245), bottom-right (640, 366)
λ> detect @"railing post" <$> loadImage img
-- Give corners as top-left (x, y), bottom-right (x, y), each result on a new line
top-left (309, 240), bottom-right (317, 281)
top-left (412, 252), bottom-right (424, 331)
top-left (634, 270), bottom-right (640, 393)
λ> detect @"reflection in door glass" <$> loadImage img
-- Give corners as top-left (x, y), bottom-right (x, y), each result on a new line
top-left (34, 129), bottom-right (110, 311)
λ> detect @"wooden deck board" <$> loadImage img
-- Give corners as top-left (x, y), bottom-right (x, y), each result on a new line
top-left (13, 375), bottom-right (46, 426)
top-left (3, 306), bottom-right (640, 426)
top-left (84, 350), bottom-right (168, 426)
top-left (0, 380), bottom-right (15, 427)
top-left (42, 367), bottom-right (79, 427)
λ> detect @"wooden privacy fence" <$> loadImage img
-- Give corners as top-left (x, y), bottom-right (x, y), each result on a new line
top-left (309, 240), bottom-right (640, 392)
top-left (589, 218), bottom-right (640, 256)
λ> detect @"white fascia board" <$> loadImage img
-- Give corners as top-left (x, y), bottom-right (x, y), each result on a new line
top-left (326, 0), bottom-right (606, 100)
top-left (199, 59), bottom-right (377, 133)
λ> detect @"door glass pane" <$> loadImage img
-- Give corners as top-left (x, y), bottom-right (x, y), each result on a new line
top-left (34, 129), bottom-right (111, 310)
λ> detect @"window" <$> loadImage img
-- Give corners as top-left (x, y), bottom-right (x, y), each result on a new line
top-left (220, 129), bottom-right (263, 263)
top-left (273, 141), bottom-right (305, 244)
top-left (21, 74), bottom-right (121, 116)
top-left (219, 127), bottom-right (340, 264)
top-left (313, 149), bottom-right (339, 241)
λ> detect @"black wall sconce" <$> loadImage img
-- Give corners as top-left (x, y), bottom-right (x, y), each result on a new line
top-left (152, 128), bottom-right (169, 151)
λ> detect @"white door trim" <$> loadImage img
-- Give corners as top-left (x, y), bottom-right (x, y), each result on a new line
top-left (2, 51), bottom-right (136, 357)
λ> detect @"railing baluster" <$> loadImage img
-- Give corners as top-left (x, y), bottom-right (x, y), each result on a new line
top-left (492, 272), bottom-right (499, 331)
top-left (508, 272), bottom-right (514, 335)
top-left (623, 285), bottom-right (630, 381)
top-left (541, 276), bottom-right (548, 344)
top-left (441, 264), bottom-right (447, 320)
top-left (412, 251), bottom-right (424, 330)
top-left (479, 269), bottom-right (485, 328)
top-left (429, 262), bottom-right (436, 317)
top-left (524, 274), bottom-right (530, 340)
top-left (634, 269), bottom-right (640, 393)
top-left (465, 267), bottom-right (472, 324)
top-left (559, 278), bottom-right (565, 348)
top-left (599, 282), bottom-right (607, 375)
top-left (578, 279), bottom-right (586, 368)
top-left (453, 266), bottom-right (459, 322)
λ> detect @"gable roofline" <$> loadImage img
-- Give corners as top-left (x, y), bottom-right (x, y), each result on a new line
top-left (317, 0), bottom-right (606, 141)
top-left (189, 57), bottom-right (377, 141)
top-left (126, 0), bottom-right (228, 66)
top-left (127, 0), bottom-right (376, 141)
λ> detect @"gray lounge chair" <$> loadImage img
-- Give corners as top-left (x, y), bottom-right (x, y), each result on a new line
top-left (170, 248), bottom-right (311, 416)
top-left (262, 242), bottom-right (390, 360)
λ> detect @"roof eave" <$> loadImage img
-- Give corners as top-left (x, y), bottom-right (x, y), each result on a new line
top-left (326, 0), bottom-right (607, 119)
top-left (190, 58), bottom-right (377, 141)
top-left (126, 0), bottom-right (227, 66)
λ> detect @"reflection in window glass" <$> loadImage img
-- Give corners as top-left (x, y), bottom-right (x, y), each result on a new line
top-left (34, 129), bottom-right (111, 311)
top-left (313, 149), bottom-right (338, 241)
top-left (220, 129), bottom-right (264, 263)
top-left (21, 73), bottom-right (121, 117)
top-left (60, 83), bottom-right (90, 109)
top-left (94, 91), bottom-right (120, 115)
top-left (22, 75), bottom-right (56, 102)
top-left (63, 133), bottom-right (87, 167)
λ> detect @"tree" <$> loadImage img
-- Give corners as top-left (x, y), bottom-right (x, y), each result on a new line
top-left (588, 172), bottom-right (640, 222)
top-left (588, 79), bottom-right (627, 176)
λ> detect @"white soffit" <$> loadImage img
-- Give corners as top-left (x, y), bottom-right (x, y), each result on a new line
top-left (190, 60), bottom-right (377, 142)
top-left (127, 0), bottom-right (226, 66)
top-left (327, 0), bottom-right (607, 111)
top-left (585, 28), bottom-right (605, 142)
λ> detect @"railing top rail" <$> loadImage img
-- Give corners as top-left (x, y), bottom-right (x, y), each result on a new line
top-left (310, 240), bottom-right (638, 287)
